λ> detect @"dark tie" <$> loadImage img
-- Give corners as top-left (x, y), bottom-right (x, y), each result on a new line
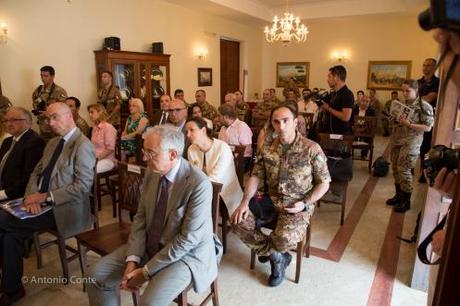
top-left (146, 176), bottom-right (170, 258)
top-left (39, 138), bottom-right (65, 193)
top-left (160, 112), bottom-right (167, 125)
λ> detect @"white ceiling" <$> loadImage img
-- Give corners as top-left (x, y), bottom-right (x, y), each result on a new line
top-left (163, 0), bottom-right (429, 24)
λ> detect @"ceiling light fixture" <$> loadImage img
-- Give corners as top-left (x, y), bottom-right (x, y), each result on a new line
top-left (264, 0), bottom-right (309, 45)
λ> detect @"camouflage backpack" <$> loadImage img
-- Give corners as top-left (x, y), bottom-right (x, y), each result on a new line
top-left (372, 156), bottom-right (389, 177)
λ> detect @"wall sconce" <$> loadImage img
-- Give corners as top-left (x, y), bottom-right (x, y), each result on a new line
top-left (331, 50), bottom-right (349, 62)
top-left (197, 48), bottom-right (208, 61)
top-left (0, 23), bottom-right (7, 44)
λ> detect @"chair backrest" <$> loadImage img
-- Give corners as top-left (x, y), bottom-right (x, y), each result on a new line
top-left (115, 130), bottom-right (122, 161)
top-left (232, 145), bottom-right (246, 188)
top-left (134, 134), bottom-right (146, 166)
top-left (318, 133), bottom-right (354, 155)
top-left (303, 112), bottom-right (315, 131)
top-left (118, 162), bottom-right (147, 222)
top-left (91, 163), bottom-right (99, 229)
top-left (211, 182), bottom-right (223, 234)
top-left (352, 116), bottom-right (377, 138)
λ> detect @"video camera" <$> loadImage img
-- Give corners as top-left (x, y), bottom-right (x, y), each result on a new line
top-left (419, 0), bottom-right (460, 32)
top-left (32, 98), bottom-right (46, 116)
top-left (305, 88), bottom-right (331, 107)
top-left (422, 145), bottom-right (459, 186)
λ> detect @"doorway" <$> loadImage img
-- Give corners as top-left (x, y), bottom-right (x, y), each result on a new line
top-left (220, 38), bottom-right (240, 105)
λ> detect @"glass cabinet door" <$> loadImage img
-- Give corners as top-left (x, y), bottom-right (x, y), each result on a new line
top-left (113, 63), bottom-right (135, 101)
top-left (151, 64), bottom-right (167, 109)
top-left (140, 64), bottom-right (148, 106)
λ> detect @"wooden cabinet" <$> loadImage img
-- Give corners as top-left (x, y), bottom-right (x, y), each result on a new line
top-left (94, 50), bottom-right (171, 126)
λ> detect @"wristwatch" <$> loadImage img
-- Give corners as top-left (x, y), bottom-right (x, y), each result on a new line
top-left (46, 192), bottom-right (53, 203)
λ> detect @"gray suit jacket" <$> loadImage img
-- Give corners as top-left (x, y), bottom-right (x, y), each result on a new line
top-left (126, 158), bottom-right (222, 293)
top-left (25, 128), bottom-right (96, 239)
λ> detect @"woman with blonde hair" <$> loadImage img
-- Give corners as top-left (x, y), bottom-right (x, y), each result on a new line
top-left (121, 98), bottom-right (149, 159)
top-left (87, 103), bottom-right (117, 173)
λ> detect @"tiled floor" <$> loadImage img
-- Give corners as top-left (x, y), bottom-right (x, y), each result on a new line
top-left (16, 136), bottom-right (428, 306)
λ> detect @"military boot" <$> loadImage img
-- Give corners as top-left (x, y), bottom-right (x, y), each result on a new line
top-left (386, 184), bottom-right (401, 206)
top-left (268, 251), bottom-right (292, 287)
top-left (394, 190), bottom-right (411, 213)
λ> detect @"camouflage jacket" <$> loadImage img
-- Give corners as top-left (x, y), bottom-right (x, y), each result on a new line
top-left (97, 85), bottom-right (122, 126)
top-left (253, 132), bottom-right (331, 211)
top-left (76, 115), bottom-right (91, 138)
top-left (236, 101), bottom-right (250, 122)
top-left (32, 83), bottom-right (67, 109)
top-left (199, 101), bottom-right (218, 121)
top-left (391, 98), bottom-right (434, 147)
top-left (252, 100), bottom-right (279, 129)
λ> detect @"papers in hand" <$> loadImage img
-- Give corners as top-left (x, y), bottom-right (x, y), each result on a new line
top-left (0, 198), bottom-right (52, 219)
top-left (389, 100), bottom-right (414, 121)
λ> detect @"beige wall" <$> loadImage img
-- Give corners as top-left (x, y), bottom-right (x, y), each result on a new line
top-left (0, 0), bottom-right (263, 119)
top-left (261, 13), bottom-right (439, 102)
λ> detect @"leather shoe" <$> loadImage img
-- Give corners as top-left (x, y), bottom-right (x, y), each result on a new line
top-left (258, 255), bottom-right (270, 263)
top-left (0, 286), bottom-right (25, 306)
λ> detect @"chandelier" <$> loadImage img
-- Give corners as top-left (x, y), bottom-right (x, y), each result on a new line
top-left (264, 1), bottom-right (309, 45)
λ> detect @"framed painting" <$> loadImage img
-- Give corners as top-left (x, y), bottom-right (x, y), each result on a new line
top-left (276, 62), bottom-right (309, 88)
top-left (198, 68), bottom-right (212, 87)
top-left (367, 61), bottom-right (412, 90)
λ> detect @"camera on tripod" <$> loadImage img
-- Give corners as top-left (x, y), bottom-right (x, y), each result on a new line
top-left (421, 145), bottom-right (459, 186)
top-left (32, 98), bottom-right (46, 116)
top-left (305, 88), bottom-right (331, 107)
top-left (419, 0), bottom-right (460, 32)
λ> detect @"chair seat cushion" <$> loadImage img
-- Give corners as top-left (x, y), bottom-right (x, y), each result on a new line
top-left (76, 222), bottom-right (131, 256)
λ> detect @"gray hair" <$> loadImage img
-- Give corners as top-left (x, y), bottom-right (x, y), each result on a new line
top-left (144, 124), bottom-right (184, 156)
top-left (9, 107), bottom-right (33, 124)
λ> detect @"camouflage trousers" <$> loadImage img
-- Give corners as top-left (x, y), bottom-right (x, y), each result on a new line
top-left (390, 144), bottom-right (419, 193)
top-left (232, 210), bottom-right (311, 256)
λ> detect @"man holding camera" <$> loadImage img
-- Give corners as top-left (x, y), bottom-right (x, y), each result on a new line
top-left (32, 66), bottom-right (67, 142)
top-left (318, 65), bottom-right (354, 135)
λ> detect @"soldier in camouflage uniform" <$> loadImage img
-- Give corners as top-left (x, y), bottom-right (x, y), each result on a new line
top-left (195, 89), bottom-right (218, 121)
top-left (234, 90), bottom-right (250, 124)
top-left (386, 79), bottom-right (434, 213)
top-left (32, 66), bottom-right (67, 141)
top-left (97, 71), bottom-right (122, 128)
top-left (65, 97), bottom-right (91, 137)
top-left (231, 103), bottom-right (330, 287)
top-left (252, 89), bottom-right (279, 130)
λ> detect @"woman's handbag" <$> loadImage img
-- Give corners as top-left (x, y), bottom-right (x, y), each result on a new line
top-left (326, 150), bottom-right (353, 181)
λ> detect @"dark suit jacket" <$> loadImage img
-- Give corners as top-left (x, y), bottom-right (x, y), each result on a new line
top-left (150, 110), bottom-right (168, 126)
top-left (351, 105), bottom-right (376, 124)
top-left (25, 129), bottom-right (96, 238)
top-left (0, 129), bottom-right (45, 199)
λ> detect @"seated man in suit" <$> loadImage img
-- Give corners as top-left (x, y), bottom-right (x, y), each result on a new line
top-left (168, 99), bottom-right (189, 157)
top-left (87, 124), bottom-right (222, 306)
top-left (151, 94), bottom-right (171, 126)
top-left (351, 95), bottom-right (376, 159)
top-left (0, 107), bottom-right (45, 201)
top-left (0, 102), bottom-right (95, 305)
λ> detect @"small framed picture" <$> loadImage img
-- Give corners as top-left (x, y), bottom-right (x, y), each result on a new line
top-left (367, 61), bottom-right (412, 90)
top-left (276, 62), bottom-right (309, 88)
top-left (198, 68), bottom-right (212, 87)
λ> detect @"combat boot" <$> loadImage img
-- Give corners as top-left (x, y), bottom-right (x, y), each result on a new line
top-left (386, 184), bottom-right (401, 206)
top-left (394, 190), bottom-right (411, 213)
top-left (268, 251), bottom-right (292, 287)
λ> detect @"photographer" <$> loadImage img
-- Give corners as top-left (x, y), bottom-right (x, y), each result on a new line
top-left (31, 66), bottom-right (67, 141)
top-left (386, 79), bottom-right (434, 213)
top-left (318, 65), bottom-right (354, 135)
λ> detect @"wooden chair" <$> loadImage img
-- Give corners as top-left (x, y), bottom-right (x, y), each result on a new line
top-left (351, 116), bottom-right (377, 173)
top-left (249, 218), bottom-right (312, 284)
top-left (131, 182), bottom-right (223, 306)
top-left (33, 166), bottom-right (100, 283)
top-left (232, 145), bottom-right (247, 188)
top-left (318, 133), bottom-right (354, 225)
top-left (76, 162), bottom-right (146, 292)
top-left (95, 162), bottom-right (118, 215)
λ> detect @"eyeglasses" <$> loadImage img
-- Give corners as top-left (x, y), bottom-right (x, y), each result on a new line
top-left (2, 118), bottom-right (26, 124)
top-left (141, 148), bottom-right (160, 160)
top-left (167, 108), bottom-right (186, 113)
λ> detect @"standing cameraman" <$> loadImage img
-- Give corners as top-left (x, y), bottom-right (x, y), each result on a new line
top-left (318, 65), bottom-right (354, 135)
top-left (31, 66), bottom-right (67, 141)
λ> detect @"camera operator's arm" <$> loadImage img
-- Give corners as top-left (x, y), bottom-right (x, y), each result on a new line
top-left (321, 103), bottom-right (352, 122)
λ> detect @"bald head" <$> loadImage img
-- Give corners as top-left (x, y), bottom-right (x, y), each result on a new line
top-left (224, 93), bottom-right (236, 108)
top-left (46, 102), bottom-right (75, 136)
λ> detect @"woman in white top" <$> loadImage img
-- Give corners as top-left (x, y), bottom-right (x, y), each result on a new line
top-left (185, 117), bottom-right (243, 216)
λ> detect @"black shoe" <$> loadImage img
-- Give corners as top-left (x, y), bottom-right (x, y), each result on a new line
top-left (258, 255), bottom-right (270, 263)
top-left (386, 184), bottom-right (401, 206)
top-left (0, 286), bottom-right (25, 306)
top-left (418, 175), bottom-right (427, 184)
top-left (268, 252), bottom-right (292, 287)
top-left (394, 191), bottom-right (411, 213)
